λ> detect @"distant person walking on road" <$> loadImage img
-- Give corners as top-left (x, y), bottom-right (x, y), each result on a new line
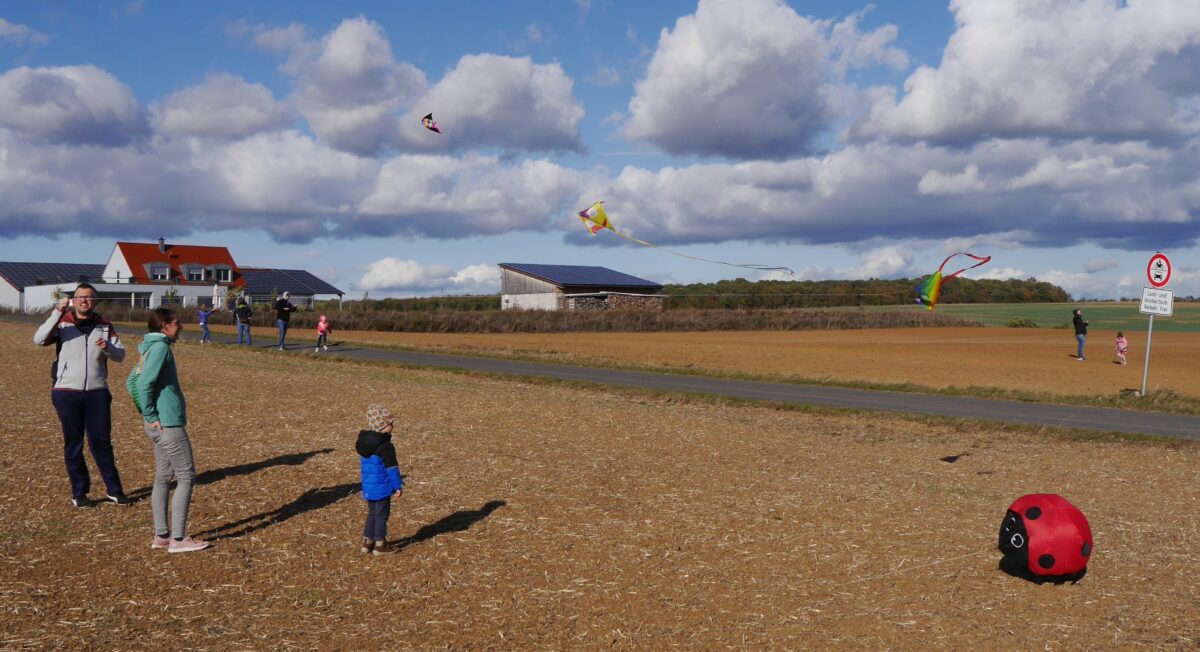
top-left (1115, 331), bottom-right (1129, 365)
top-left (129, 308), bottom-right (208, 553)
top-left (275, 291), bottom-right (296, 350)
top-left (1073, 309), bottom-right (1088, 361)
top-left (234, 299), bottom-right (253, 346)
top-left (315, 314), bottom-right (332, 352)
top-left (34, 283), bottom-right (131, 508)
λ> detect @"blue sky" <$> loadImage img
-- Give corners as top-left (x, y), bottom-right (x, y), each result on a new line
top-left (2, 0), bottom-right (1199, 299)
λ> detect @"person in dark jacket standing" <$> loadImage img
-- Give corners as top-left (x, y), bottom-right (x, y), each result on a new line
top-left (1073, 308), bottom-right (1089, 361)
top-left (356, 404), bottom-right (404, 555)
top-left (33, 283), bottom-right (131, 508)
top-left (274, 291), bottom-right (296, 350)
top-left (234, 298), bottom-right (253, 346)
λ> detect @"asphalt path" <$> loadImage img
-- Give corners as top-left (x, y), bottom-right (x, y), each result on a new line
top-left (255, 339), bottom-right (1200, 440)
top-left (7, 309), bottom-right (1196, 439)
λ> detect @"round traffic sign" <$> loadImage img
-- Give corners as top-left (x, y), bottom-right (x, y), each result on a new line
top-left (1147, 253), bottom-right (1171, 288)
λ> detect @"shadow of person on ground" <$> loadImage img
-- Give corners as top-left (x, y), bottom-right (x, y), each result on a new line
top-left (197, 483), bottom-right (359, 541)
top-left (127, 448), bottom-right (335, 501)
top-left (390, 500), bottom-right (506, 552)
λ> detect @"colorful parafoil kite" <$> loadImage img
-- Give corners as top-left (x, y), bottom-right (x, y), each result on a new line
top-left (998, 493), bottom-right (1093, 579)
top-left (421, 113), bottom-right (441, 134)
top-left (914, 252), bottom-right (991, 310)
top-left (577, 201), bottom-right (797, 277)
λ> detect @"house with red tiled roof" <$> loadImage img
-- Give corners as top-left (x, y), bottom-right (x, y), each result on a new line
top-left (103, 239), bottom-right (246, 288)
top-left (6, 238), bottom-right (342, 311)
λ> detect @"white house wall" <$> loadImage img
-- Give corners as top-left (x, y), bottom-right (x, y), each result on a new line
top-left (102, 246), bottom-right (131, 283)
top-left (502, 292), bottom-right (558, 310)
top-left (22, 282), bottom-right (227, 312)
top-left (0, 280), bottom-right (20, 311)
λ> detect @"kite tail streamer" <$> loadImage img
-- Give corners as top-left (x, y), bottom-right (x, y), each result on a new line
top-left (576, 200), bottom-right (797, 277)
top-left (612, 230), bottom-right (798, 277)
top-left (940, 253), bottom-right (991, 279)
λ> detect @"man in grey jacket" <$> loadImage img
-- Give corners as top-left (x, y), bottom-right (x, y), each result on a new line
top-left (33, 283), bottom-right (131, 508)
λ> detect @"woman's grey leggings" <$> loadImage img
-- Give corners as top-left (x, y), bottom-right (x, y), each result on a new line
top-left (144, 423), bottom-right (196, 539)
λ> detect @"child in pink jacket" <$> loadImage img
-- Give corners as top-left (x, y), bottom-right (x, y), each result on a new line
top-left (1115, 331), bottom-right (1128, 365)
top-left (315, 315), bottom-right (332, 352)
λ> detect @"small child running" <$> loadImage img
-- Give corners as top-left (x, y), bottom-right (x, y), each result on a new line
top-left (197, 305), bottom-right (219, 344)
top-left (1115, 331), bottom-right (1129, 365)
top-left (356, 404), bottom-right (404, 554)
top-left (315, 314), bottom-right (332, 352)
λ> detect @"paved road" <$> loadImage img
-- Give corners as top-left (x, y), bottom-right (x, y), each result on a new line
top-left (260, 340), bottom-right (1200, 440)
top-left (5, 311), bottom-right (1194, 439)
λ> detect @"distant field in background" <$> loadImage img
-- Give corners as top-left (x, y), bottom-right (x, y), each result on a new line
top-left (894, 301), bottom-right (1200, 332)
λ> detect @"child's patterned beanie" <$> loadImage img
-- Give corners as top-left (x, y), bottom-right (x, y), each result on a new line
top-left (367, 404), bottom-right (393, 431)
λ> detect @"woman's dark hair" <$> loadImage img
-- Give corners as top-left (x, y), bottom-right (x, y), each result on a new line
top-left (148, 307), bottom-right (178, 332)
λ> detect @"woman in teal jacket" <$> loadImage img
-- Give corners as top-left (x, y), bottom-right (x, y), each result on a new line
top-left (128, 308), bottom-right (208, 554)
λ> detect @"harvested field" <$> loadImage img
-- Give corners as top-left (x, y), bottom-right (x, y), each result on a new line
top-left (2, 321), bottom-right (1199, 649)
top-left (285, 326), bottom-right (1200, 401)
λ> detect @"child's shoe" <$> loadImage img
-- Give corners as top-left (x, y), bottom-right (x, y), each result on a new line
top-left (323, 345), bottom-right (328, 351)
top-left (361, 538), bottom-right (374, 554)
top-left (151, 534), bottom-right (171, 549)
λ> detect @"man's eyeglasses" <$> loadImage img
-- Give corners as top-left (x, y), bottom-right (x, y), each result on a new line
top-left (73, 296), bottom-right (96, 302)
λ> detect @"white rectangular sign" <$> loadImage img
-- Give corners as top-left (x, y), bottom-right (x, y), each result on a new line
top-left (1140, 287), bottom-right (1174, 317)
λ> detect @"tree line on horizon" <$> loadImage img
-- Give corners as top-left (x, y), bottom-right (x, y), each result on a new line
top-left (314, 276), bottom-right (1071, 313)
top-left (661, 277), bottom-right (1071, 309)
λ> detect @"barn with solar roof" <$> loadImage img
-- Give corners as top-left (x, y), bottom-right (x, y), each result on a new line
top-left (499, 263), bottom-right (664, 311)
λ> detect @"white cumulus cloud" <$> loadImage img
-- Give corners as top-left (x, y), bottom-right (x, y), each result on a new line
top-left (399, 54), bottom-right (585, 154)
top-left (621, 0), bottom-right (907, 159)
top-left (0, 18), bottom-right (49, 45)
top-left (918, 164), bottom-right (986, 195)
top-left (851, 0), bottom-right (1200, 144)
top-left (0, 65), bottom-right (146, 145)
top-left (154, 73), bottom-right (292, 139)
top-left (358, 258), bottom-right (499, 293)
top-left (281, 17), bottom-right (427, 155)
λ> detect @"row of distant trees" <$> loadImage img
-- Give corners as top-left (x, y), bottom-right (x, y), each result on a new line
top-left (307, 276), bottom-right (1072, 314)
top-left (662, 277), bottom-right (1070, 309)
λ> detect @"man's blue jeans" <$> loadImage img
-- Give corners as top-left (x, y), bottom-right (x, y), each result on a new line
top-left (237, 323), bottom-right (251, 346)
top-left (277, 319), bottom-right (289, 348)
top-left (1076, 333), bottom-right (1086, 359)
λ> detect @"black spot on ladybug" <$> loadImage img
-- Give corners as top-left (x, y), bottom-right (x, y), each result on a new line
top-left (1038, 554), bottom-right (1056, 569)
top-left (1025, 506), bottom-right (1042, 520)
top-left (1081, 542), bottom-right (1091, 557)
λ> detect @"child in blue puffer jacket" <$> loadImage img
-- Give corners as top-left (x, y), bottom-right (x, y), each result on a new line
top-left (356, 404), bottom-right (404, 554)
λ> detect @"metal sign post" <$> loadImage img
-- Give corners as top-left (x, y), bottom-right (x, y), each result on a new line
top-left (1141, 313), bottom-right (1154, 397)
top-left (1140, 253), bottom-right (1173, 396)
top-left (1138, 281), bottom-right (1174, 397)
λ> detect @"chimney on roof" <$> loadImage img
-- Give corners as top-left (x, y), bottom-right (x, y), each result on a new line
top-left (158, 237), bottom-right (166, 253)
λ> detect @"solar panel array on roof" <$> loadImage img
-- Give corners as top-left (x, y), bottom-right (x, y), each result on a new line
top-left (0, 262), bottom-right (106, 290)
top-left (239, 268), bottom-right (344, 296)
top-left (499, 263), bottom-right (662, 289)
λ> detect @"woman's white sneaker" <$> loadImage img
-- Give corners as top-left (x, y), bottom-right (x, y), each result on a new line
top-left (167, 536), bottom-right (210, 553)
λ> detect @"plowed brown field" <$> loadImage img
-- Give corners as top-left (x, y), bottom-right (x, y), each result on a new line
top-left (324, 326), bottom-right (1200, 400)
top-left (2, 322), bottom-right (1198, 649)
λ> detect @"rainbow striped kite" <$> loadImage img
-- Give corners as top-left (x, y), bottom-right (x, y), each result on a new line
top-left (915, 252), bottom-right (991, 310)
